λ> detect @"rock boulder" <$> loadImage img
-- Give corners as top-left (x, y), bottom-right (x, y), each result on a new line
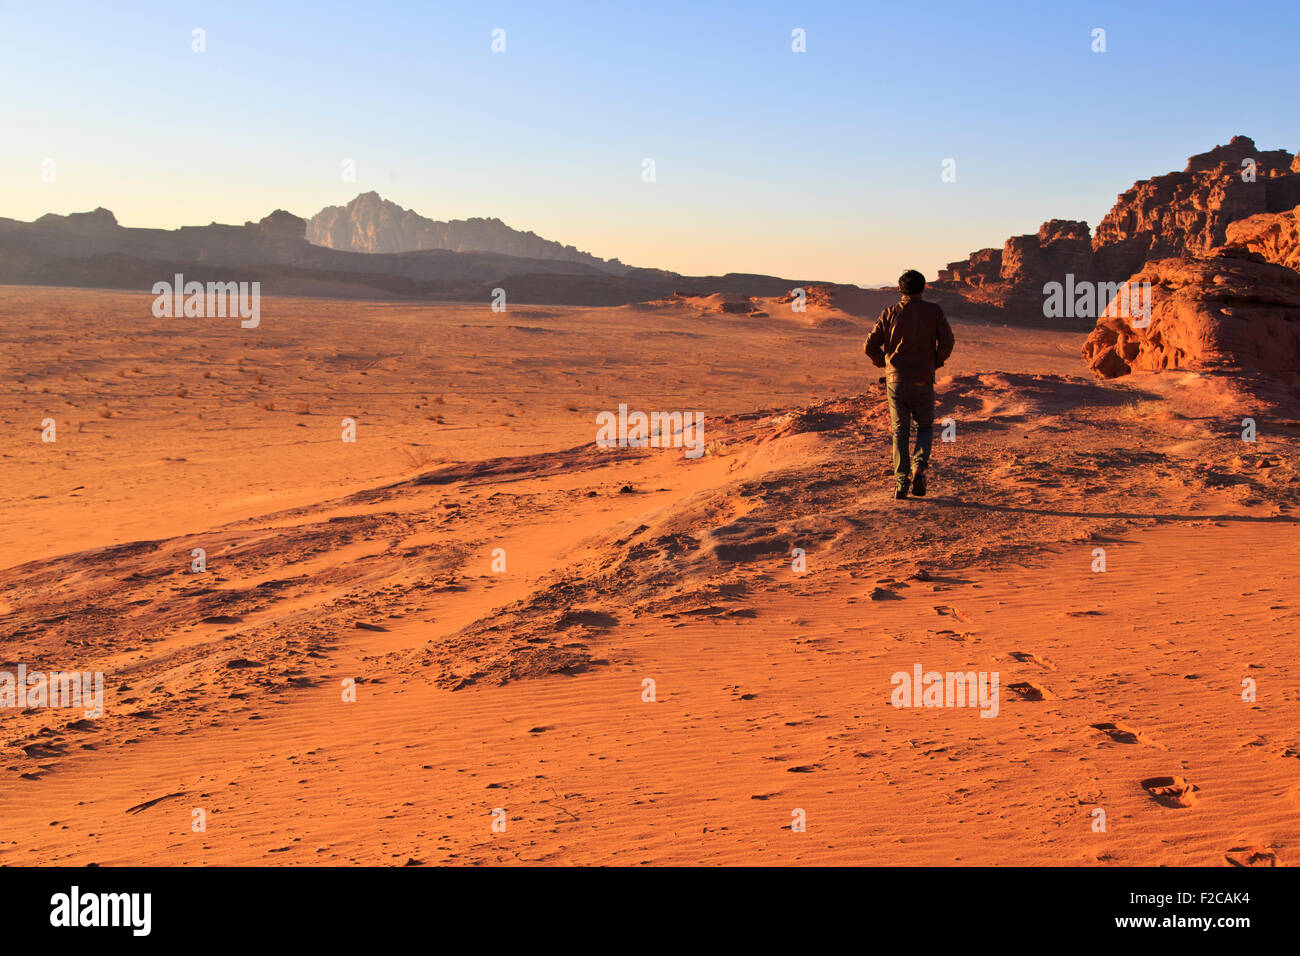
top-left (1081, 250), bottom-right (1300, 383)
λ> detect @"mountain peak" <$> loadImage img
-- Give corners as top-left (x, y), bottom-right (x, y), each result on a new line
top-left (305, 196), bottom-right (628, 275)
top-left (34, 207), bottom-right (119, 230)
top-left (1185, 135), bottom-right (1291, 173)
top-left (256, 209), bottom-right (308, 236)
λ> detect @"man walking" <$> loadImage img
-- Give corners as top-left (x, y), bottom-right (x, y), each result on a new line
top-left (864, 270), bottom-right (955, 499)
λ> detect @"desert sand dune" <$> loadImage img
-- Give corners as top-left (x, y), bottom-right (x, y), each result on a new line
top-left (1, 285), bottom-right (1296, 866)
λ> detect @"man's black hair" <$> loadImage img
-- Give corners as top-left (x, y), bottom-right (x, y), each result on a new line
top-left (899, 270), bottom-right (926, 295)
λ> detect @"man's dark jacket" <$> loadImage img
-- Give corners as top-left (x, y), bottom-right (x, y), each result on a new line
top-left (864, 295), bottom-right (955, 383)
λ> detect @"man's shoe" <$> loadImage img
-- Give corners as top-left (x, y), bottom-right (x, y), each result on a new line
top-left (893, 485), bottom-right (909, 500)
top-left (911, 470), bottom-right (926, 497)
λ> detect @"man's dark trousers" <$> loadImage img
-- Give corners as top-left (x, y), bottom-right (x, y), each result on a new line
top-left (886, 380), bottom-right (935, 487)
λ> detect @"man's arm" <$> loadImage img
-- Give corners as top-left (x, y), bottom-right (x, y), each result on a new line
top-left (934, 306), bottom-right (955, 368)
top-left (864, 313), bottom-right (888, 368)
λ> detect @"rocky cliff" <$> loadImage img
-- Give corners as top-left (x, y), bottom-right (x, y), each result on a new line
top-left (1091, 136), bottom-right (1300, 279)
top-left (1224, 206), bottom-right (1300, 273)
top-left (935, 136), bottom-right (1300, 325)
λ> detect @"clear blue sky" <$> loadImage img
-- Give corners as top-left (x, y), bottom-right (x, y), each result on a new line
top-left (2, 0), bottom-right (1297, 285)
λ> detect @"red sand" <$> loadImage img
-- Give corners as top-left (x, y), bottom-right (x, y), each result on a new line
top-left (1, 286), bottom-right (1296, 866)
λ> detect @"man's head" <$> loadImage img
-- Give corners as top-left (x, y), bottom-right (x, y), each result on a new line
top-left (899, 270), bottom-right (926, 296)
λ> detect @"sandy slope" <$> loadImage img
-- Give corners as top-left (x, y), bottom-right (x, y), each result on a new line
top-left (1, 285), bottom-right (1297, 866)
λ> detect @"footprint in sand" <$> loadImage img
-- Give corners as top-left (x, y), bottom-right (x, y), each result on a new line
top-left (1010, 651), bottom-right (1056, 671)
top-left (1092, 722), bottom-right (1162, 748)
top-left (21, 742), bottom-right (66, 759)
top-left (933, 605), bottom-right (969, 623)
top-left (1008, 681), bottom-right (1055, 701)
top-left (1141, 776), bottom-right (1199, 809)
top-left (1225, 846), bottom-right (1277, 867)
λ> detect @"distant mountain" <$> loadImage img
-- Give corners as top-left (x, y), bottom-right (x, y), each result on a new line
top-left (0, 205), bottom-right (854, 308)
top-left (0, 208), bottom-right (628, 297)
top-left (307, 192), bottom-right (630, 275)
